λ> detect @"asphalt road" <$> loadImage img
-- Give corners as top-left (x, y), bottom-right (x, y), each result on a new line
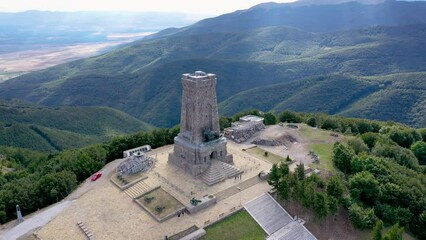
top-left (0, 200), bottom-right (72, 240)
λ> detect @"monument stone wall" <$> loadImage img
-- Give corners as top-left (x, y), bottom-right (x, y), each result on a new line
top-left (169, 71), bottom-right (233, 177)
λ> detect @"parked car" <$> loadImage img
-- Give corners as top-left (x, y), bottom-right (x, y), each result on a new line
top-left (91, 172), bottom-right (102, 181)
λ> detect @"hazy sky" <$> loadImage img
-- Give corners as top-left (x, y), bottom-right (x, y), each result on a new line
top-left (0, 0), bottom-right (297, 15)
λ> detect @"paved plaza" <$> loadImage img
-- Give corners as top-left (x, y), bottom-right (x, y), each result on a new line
top-left (35, 142), bottom-right (273, 240)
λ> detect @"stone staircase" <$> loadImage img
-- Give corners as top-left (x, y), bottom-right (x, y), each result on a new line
top-left (200, 160), bottom-right (242, 186)
top-left (124, 181), bottom-right (152, 199)
top-left (77, 221), bottom-right (95, 240)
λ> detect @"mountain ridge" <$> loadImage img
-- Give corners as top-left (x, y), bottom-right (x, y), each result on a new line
top-left (1, 1), bottom-right (426, 128)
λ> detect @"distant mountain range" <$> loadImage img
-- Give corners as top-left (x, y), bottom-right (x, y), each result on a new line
top-left (1, 0), bottom-right (425, 129)
top-left (0, 11), bottom-right (202, 53)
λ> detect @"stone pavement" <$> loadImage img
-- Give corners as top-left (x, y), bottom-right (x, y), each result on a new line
top-left (35, 143), bottom-right (273, 240)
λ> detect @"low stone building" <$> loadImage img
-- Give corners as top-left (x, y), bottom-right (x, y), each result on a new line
top-left (224, 115), bottom-right (265, 143)
top-left (123, 145), bottom-right (151, 158)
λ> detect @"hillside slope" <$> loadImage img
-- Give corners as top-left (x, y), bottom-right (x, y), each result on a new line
top-left (0, 101), bottom-right (152, 151)
top-left (1, 1), bottom-right (426, 128)
top-left (220, 72), bottom-right (426, 128)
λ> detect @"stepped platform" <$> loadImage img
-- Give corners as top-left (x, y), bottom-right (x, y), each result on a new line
top-left (124, 181), bottom-right (153, 199)
top-left (200, 160), bottom-right (242, 186)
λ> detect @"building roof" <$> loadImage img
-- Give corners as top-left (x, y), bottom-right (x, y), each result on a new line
top-left (239, 115), bottom-right (264, 122)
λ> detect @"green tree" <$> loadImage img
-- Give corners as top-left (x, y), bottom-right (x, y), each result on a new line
top-left (375, 204), bottom-right (412, 227)
top-left (419, 128), bottom-right (426, 142)
top-left (267, 164), bottom-right (280, 190)
top-left (411, 211), bottom-right (426, 239)
top-left (278, 162), bottom-right (290, 177)
top-left (349, 203), bottom-right (377, 229)
top-left (349, 171), bottom-right (380, 205)
top-left (263, 112), bottom-right (277, 125)
top-left (411, 141), bottom-right (426, 165)
top-left (326, 175), bottom-right (344, 201)
top-left (314, 192), bottom-right (329, 219)
top-left (302, 182), bottom-right (315, 208)
top-left (348, 138), bottom-right (369, 154)
top-left (328, 196), bottom-right (339, 215)
top-left (321, 118), bottom-right (340, 130)
top-left (219, 117), bottom-right (232, 130)
top-left (371, 220), bottom-right (383, 240)
top-left (306, 117), bottom-right (316, 127)
top-left (383, 223), bottom-right (404, 240)
top-left (373, 142), bottom-right (419, 169)
top-left (379, 183), bottom-right (402, 204)
top-left (388, 128), bottom-right (421, 148)
top-left (279, 111), bottom-right (303, 123)
top-left (333, 142), bottom-right (354, 174)
top-left (361, 132), bottom-right (379, 150)
top-left (277, 177), bottom-right (290, 200)
top-left (295, 162), bottom-right (305, 180)
top-left (73, 152), bottom-right (100, 182)
top-left (0, 204), bottom-right (6, 223)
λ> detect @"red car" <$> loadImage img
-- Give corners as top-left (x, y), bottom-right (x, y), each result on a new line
top-left (91, 172), bottom-right (102, 181)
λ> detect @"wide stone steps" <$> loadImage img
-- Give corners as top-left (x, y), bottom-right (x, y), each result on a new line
top-left (200, 163), bottom-right (225, 186)
top-left (222, 163), bottom-right (241, 177)
top-left (200, 161), bottom-right (242, 186)
top-left (124, 181), bottom-right (151, 199)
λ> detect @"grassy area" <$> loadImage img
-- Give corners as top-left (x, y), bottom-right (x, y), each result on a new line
top-left (246, 146), bottom-right (286, 164)
top-left (309, 143), bottom-right (336, 174)
top-left (299, 124), bottom-right (331, 142)
top-left (138, 188), bottom-right (183, 218)
top-left (203, 210), bottom-right (266, 240)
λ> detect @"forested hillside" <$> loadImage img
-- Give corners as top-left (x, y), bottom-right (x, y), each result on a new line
top-left (0, 101), bottom-right (152, 151)
top-left (220, 72), bottom-right (426, 127)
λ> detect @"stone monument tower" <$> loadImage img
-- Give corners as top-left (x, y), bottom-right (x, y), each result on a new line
top-left (169, 71), bottom-right (237, 184)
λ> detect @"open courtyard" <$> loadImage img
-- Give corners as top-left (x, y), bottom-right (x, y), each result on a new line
top-left (33, 141), bottom-right (273, 240)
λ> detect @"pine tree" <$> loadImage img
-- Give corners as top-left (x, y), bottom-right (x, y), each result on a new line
top-left (371, 220), bottom-right (383, 240)
top-left (268, 163), bottom-right (280, 190)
